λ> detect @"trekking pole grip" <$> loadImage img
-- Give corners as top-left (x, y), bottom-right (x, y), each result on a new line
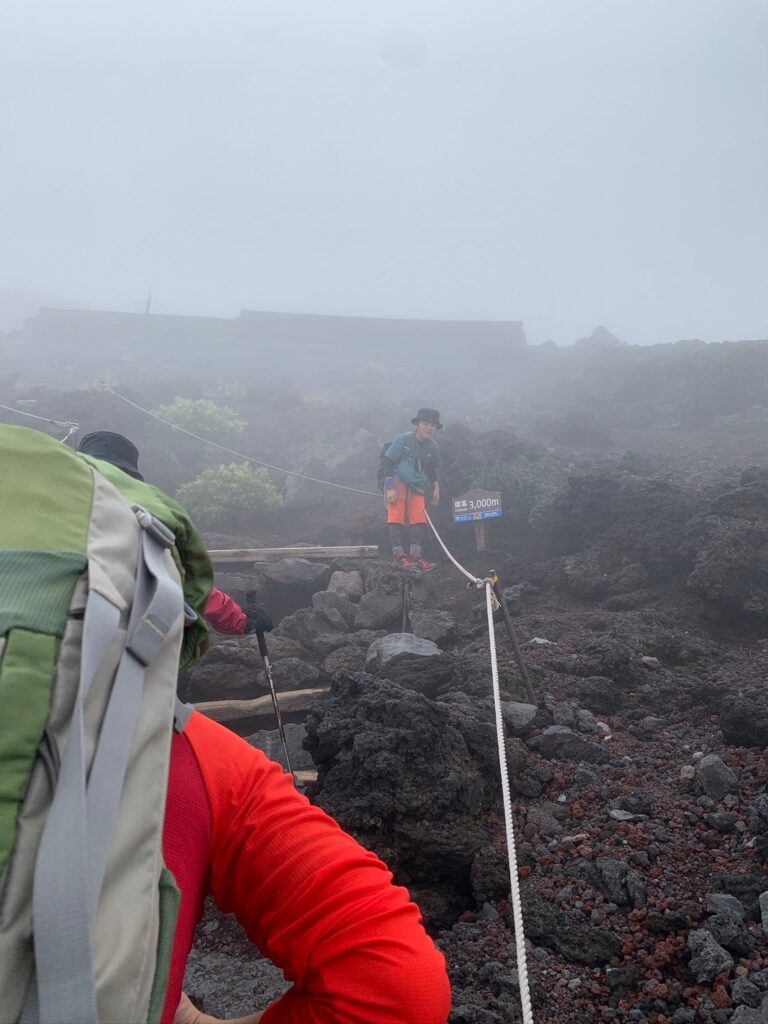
top-left (256, 631), bottom-right (269, 659)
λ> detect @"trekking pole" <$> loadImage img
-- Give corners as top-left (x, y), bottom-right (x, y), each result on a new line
top-left (255, 630), bottom-right (300, 786)
top-left (401, 576), bottom-right (411, 632)
top-left (490, 572), bottom-right (538, 706)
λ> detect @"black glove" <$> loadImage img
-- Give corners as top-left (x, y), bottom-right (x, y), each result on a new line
top-left (245, 602), bottom-right (273, 635)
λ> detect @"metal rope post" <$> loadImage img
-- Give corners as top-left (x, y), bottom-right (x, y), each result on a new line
top-left (490, 574), bottom-right (537, 705)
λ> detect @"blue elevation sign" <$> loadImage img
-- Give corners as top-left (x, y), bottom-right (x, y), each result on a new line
top-left (452, 489), bottom-right (503, 523)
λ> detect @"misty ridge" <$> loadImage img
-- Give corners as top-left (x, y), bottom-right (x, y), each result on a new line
top-left (1, 306), bottom-right (766, 541)
top-left (2, 306), bottom-right (767, 435)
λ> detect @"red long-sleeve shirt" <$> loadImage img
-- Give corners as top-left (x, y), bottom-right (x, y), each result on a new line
top-left (204, 586), bottom-right (247, 634)
top-left (161, 712), bottom-right (451, 1024)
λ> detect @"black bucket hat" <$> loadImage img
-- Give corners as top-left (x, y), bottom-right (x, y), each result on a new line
top-left (78, 431), bottom-right (143, 480)
top-left (411, 407), bottom-right (443, 430)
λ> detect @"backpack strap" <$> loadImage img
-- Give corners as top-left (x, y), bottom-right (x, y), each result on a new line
top-left (26, 509), bottom-right (183, 1024)
top-left (84, 511), bottom-right (182, 919)
top-left (26, 590), bottom-right (121, 1024)
top-left (174, 699), bottom-right (194, 734)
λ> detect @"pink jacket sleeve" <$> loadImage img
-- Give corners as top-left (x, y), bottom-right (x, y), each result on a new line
top-left (204, 586), bottom-right (247, 634)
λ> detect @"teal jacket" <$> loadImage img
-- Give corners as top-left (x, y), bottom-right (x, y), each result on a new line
top-left (385, 432), bottom-right (441, 496)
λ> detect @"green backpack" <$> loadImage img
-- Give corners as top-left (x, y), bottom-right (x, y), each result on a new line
top-left (0, 425), bottom-right (191, 1023)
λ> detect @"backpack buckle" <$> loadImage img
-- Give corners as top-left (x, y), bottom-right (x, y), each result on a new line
top-left (132, 505), bottom-right (176, 549)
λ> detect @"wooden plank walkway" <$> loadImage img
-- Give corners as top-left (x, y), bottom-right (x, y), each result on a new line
top-left (194, 687), bottom-right (329, 723)
top-left (208, 544), bottom-right (378, 564)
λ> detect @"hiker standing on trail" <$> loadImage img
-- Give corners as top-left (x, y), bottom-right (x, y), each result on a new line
top-left (77, 431), bottom-right (273, 637)
top-left (383, 407), bottom-right (442, 571)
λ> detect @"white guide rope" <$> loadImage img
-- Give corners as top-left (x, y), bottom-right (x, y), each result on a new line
top-left (485, 583), bottom-right (534, 1024)
top-left (425, 509), bottom-right (532, 1023)
top-left (424, 509), bottom-right (480, 585)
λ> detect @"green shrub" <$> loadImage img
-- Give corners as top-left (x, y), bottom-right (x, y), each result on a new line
top-left (177, 463), bottom-right (283, 527)
top-left (154, 397), bottom-right (245, 438)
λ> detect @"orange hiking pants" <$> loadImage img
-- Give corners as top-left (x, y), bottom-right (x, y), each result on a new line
top-left (386, 478), bottom-right (426, 526)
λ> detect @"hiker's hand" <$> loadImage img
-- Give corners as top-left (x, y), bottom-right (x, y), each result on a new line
top-left (245, 602), bottom-right (273, 635)
top-left (431, 482), bottom-right (440, 506)
top-left (174, 991), bottom-right (264, 1024)
top-left (386, 488), bottom-right (397, 505)
top-left (174, 992), bottom-right (214, 1024)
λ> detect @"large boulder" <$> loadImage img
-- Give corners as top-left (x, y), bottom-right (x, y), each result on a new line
top-left (304, 673), bottom-right (505, 922)
top-left (528, 726), bottom-right (611, 765)
top-left (272, 606), bottom-right (348, 642)
top-left (354, 591), bottom-right (403, 631)
top-left (409, 609), bottom-right (458, 647)
top-left (312, 590), bottom-right (356, 629)
top-left (500, 701), bottom-right (539, 738)
top-left (326, 570), bottom-right (364, 602)
top-left (365, 633), bottom-right (442, 671)
top-left (697, 754), bottom-right (739, 800)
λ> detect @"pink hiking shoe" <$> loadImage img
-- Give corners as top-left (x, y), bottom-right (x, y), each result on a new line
top-left (394, 553), bottom-right (416, 568)
top-left (411, 557), bottom-right (437, 572)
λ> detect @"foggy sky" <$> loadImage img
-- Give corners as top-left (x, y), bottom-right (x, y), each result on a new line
top-left (1, 0), bottom-right (767, 345)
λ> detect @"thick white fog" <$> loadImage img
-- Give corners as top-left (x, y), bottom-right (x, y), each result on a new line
top-left (1, 0), bottom-right (767, 344)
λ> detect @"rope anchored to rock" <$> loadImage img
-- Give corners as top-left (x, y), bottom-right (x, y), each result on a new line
top-left (425, 511), bottom-right (534, 1024)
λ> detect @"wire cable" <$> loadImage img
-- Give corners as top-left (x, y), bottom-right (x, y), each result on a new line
top-left (102, 385), bottom-right (382, 498)
top-left (0, 401), bottom-right (78, 430)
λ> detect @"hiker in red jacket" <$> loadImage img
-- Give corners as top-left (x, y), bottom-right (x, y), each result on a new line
top-left (77, 432), bottom-right (273, 637)
top-left (164, 710), bottom-right (451, 1024)
top-left (77, 433), bottom-right (451, 1022)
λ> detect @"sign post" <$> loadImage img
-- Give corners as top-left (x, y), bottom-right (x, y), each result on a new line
top-left (452, 489), bottom-right (503, 552)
